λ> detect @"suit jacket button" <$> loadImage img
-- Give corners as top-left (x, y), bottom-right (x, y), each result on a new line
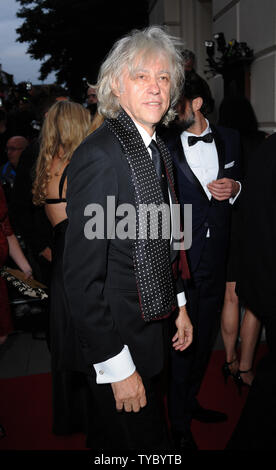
top-left (204, 222), bottom-right (209, 227)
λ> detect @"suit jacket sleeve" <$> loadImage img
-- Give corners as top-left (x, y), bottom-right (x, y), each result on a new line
top-left (227, 129), bottom-right (242, 205)
top-left (231, 129), bottom-right (242, 183)
top-left (218, 126), bottom-right (242, 183)
top-left (63, 139), bottom-right (124, 366)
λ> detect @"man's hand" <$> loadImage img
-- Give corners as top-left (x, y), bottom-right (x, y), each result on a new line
top-left (111, 370), bottom-right (147, 413)
top-left (207, 178), bottom-right (240, 201)
top-left (39, 246), bottom-right (52, 262)
top-left (172, 305), bottom-right (193, 351)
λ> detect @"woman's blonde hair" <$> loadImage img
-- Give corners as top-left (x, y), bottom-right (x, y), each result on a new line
top-left (90, 111), bottom-right (104, 133)
top-left (33, 100), bottom-right (91, 205)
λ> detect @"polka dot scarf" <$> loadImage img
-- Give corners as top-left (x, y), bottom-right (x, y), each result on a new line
top-left (107, 110), bottom-right (177, 322)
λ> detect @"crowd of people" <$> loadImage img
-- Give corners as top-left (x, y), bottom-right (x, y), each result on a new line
top-left (0, 25), bottom-right (274, 451)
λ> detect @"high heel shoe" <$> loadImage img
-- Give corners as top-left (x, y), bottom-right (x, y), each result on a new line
top-left (234, 368), bottom-right (252, 394)
top-left (222, 358), bottom-right (239, 384)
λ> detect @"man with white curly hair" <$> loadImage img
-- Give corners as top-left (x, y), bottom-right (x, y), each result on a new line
top-left (63, 26), bottom-right (192, 450)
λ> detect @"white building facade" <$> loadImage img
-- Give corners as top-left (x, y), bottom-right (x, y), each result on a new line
top-left (149, 0), bottom-right (276, 133)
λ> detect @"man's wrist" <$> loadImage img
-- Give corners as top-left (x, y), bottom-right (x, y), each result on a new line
top-left (93, 345), bottom-right (136, 384)
top-left (178, 305), bottom-right (188, 316)
top-left (177, 291), bottom-right (186, 307)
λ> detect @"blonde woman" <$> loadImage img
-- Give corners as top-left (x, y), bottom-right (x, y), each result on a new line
top-left (33, 100), bottom-right (93, 435)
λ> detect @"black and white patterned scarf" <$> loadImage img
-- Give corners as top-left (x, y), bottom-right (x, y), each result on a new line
top-left (106, 110), bottom-right (177, 322)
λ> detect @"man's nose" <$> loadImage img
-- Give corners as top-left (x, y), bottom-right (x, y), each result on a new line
top-left (148, 78), bottom-right (160, 94)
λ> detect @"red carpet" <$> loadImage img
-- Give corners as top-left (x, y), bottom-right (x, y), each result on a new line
top-left (0, 346), bottom-right (267, 451)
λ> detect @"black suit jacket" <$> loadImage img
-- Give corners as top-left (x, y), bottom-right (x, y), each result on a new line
top-left (165, 124), bottom-right (241, 276)
top-left (236, 132), bottom-right (276, 319)
top-left (63, 121), bottom-right (178, 378)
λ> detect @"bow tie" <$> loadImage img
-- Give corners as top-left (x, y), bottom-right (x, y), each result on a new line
top-left (188, 132), bottom-right (214, 146)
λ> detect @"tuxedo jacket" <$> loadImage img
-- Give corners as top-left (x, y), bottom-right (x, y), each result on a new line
top-left (63, 121), bottom-right (182, 378)
top-left (165, 125), bottom-right (241, 276)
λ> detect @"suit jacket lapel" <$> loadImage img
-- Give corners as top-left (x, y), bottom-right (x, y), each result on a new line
top-left (211, 125), bottom-right (225, 180)
top-left (172, 134), bottom-right (209, 201)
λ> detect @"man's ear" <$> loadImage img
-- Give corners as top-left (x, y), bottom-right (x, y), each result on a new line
top-left (192, 97), bottom-right (203, 113)
top-left (111, 78), bottom-right (120, 98)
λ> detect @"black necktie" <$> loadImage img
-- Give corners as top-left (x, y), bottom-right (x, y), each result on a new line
top-left (149, 140), bottom-right (169, 205)
top-left (188, 132), bottom-right (214, 146)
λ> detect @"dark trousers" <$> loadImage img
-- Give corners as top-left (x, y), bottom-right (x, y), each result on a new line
top-left (86, 373), bottom-right (171, 450)
top-left (169, 239), bottom-right (226, 432)
top-left (227, 314), bottom-right (276, 450)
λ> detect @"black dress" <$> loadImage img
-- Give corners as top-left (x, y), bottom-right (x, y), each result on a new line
top-left (47, 167), bottom-right (91, 435)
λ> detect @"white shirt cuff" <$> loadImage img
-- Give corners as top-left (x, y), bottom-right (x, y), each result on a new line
top-left (229, 181), bottom-right (241, 205)
top-left (177, 291), bottom-right (186, 307)
top-left (93, 345), bottom-right (136, 384)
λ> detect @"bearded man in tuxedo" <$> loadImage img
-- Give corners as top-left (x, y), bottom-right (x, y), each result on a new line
top-left (164, 71), bottom-right (241, 449)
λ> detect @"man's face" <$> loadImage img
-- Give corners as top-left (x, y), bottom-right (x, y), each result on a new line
top-left (115, 55), bottom-right (171, 136)
top-left (6, 137), bottom-right (26, 168)
top-left (177, 98), bottom-right (195, 131)
top-left (87, 88), bottom-right (97, 105)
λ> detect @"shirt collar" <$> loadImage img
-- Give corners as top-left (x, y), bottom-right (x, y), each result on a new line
top-left (133, 121), bottom-right (156, 148)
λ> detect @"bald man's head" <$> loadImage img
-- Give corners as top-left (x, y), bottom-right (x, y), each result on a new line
top-left (6, 136), bottom-right (29, 168)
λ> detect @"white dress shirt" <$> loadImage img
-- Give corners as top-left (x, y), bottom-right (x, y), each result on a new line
top-left (181, 120), bottom-right (219, 201)
top-left (93, 121), bottom-right (186, 383)
top-left (181, 119), bottom-right (241, 237)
